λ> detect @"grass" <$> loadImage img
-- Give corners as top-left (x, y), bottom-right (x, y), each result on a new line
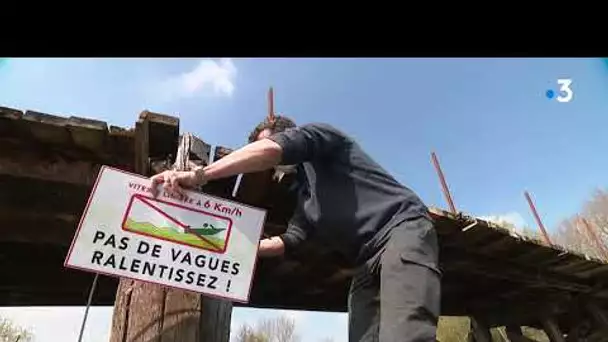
top-left (124, 218), bottom-right (225, 251)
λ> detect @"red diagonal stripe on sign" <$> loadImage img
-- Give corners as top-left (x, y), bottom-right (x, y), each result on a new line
top-left (135, 195), bottom-right (222, 251)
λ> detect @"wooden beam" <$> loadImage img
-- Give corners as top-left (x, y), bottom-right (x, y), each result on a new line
top-left (143, 110), bottom-right (180, 164)
top-left (470, 317), bottom-right (492, 342)
top-left (585, 302), bottom-right (608, 334)
top-left (0, 210), bottom-right (77, 245)
top-left (0, 107), bottom-right (135, 163)
top-left (0, 175), bottom-right (90, 215)
top-left (0, 243), bottom-right (118, 306)
top-left (0, 146), bottom-right (102, 185)
top-left (541, 317), bottom-right (566, 342)
top-left (506, 326), bottom-right (537, 342)
top-left (441, 248), bottom-right (597, 294)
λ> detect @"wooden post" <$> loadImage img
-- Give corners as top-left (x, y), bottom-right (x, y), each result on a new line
top-left (585, 302), bottom-right (608, 335)
top-left (505, 326), bottom-right (536, 342)
top-left (470, 317), bottom-right (492, 342)
top-left (541, 317), bottom-right (566, 342)
top-left (109, 111), bottom-right (233, 342)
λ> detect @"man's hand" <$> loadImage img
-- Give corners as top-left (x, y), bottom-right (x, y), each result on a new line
top-left (258, 236), bottom-right (286, 257)
top-left (150, 168), bottom-right (206, 197)
top-left (149, 138), bottom-right (282, 197)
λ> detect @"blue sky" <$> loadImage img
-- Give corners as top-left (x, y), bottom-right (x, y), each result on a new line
top-left (1, 58), bottom-right (607, 341)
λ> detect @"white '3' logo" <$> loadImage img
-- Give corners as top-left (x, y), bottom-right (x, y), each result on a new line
top-left (556, 79), bottom-right (573, 103)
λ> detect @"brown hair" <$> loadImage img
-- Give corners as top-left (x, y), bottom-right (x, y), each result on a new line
top-left (248, 115), bottom-right (296, 143)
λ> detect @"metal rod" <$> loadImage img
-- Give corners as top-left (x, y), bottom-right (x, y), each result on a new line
top-left (524, 191), bottom-right (552, 245)
top-left (430, 152), bottom-right (457, 214)
top-left (268, 87), bottom-right (275, 122)
top-left (580, 217), bottom-right (608, 259)
top-left (78, 273), bottom-right (99, 342)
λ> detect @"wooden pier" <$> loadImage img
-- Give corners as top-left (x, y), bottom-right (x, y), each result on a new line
top-left (1, 106), bottom-right (608, 341)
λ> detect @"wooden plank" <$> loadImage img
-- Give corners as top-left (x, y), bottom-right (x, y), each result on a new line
top-left (0, 175), bottom-right (90, 215)
top-left (506, 326), bottom-right (536, 342)
top-left (133, 113), bottom-right (150, 175)
top-left (513, 245), bottom-right (562, 264)
top-left (142, 110), bottom-right (180, 163)
top-left (22, 110), bottom-right (72, 145)
top-left (0, 106), bottom-right (25, 138)
top-left (478, 235), bottom-right (519, 254)
top-left (0, 106), bottom-right (23, 120)
top-left (0, 244), bottom-right (118, 306)
top-left (1, 112), bottom-right (133, 168)
top-left (429, 208), bottom-right (607, 275)
top-left (104, 131), bottom-right (136, 170)
top-left (450, 292), bottom-right (567, 328)
top-left (0, 210), bottom-right (77, 245)
top-left (0, 150), bottom-right (101, 185)
top-left (442, 248), bottom-right (595, 294)
top-left (66, 116), bottom-right (109, 151)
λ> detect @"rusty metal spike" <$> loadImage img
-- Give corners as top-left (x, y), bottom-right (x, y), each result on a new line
top-left (268, 87), bottom-right (275, 123)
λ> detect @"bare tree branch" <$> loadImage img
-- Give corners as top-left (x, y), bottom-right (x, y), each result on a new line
top-left (0, 318), bottom-right (33, 342)
top-left (232, 315), bottom-right (299, 342)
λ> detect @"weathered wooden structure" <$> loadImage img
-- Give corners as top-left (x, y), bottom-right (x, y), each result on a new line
top-left (2, 105), bottom-right (608, 341)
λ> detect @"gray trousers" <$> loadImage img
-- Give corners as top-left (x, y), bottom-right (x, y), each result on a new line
top-left (348, 215), bottom-right (441, 342)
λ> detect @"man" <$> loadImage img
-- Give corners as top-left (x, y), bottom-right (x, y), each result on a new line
top-left (151, 116), bottom-right (441, 342)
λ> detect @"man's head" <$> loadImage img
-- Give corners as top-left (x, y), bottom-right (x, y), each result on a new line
top-left (248, 115), bottom-right (296, 143)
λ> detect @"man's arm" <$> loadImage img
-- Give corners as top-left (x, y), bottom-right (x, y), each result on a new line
top-left (203, 123), bottom-right (347, 180)
top-left (150, 138), bottom-right (283, 196)
top-left (151, 123), bottom-right (347, 195)
top-left (267, 123), bottom-right (348, 165)
top-left (202, 138), bottom-right (283, 182)
top-left (258, 206), bottom-right (312, 257)
top-left (258, 222), bottom-right (310, 257)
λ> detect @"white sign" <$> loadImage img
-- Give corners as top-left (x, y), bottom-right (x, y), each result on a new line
top-left (65, 166), bottom-right (267, 303)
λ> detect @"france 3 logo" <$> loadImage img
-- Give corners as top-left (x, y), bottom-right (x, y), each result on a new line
top-left (545, 79), bottom-right (573, 103)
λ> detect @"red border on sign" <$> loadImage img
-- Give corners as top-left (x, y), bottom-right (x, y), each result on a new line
top-left (63, 165), bottom-right (268, 304)
top-left (121, 193), bottom-right (233, 254)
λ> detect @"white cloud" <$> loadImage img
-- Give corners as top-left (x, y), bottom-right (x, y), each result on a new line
top-left (479, 211), bottom-right (527, 232)
top-left (154, 58), bottom-right (237, 102)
